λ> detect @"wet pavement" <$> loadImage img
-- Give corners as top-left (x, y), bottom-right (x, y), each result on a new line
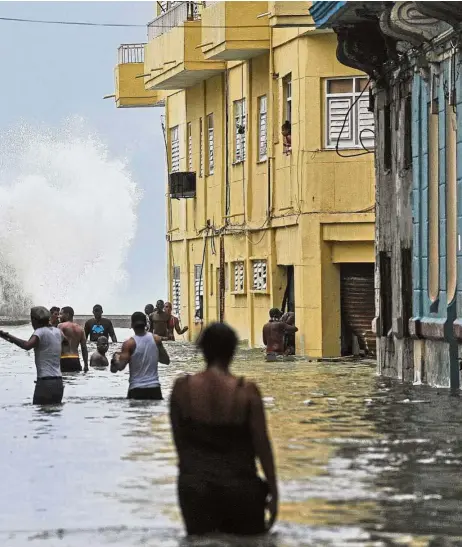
top-left (1, 325), bottom-right (462, 546)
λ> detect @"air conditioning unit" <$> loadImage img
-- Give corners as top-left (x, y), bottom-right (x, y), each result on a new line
top-left (169, 171), bottom-right (196, 199)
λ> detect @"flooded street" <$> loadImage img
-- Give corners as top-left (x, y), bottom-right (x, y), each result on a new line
top-left (2, 326), bottom-right (462, 546)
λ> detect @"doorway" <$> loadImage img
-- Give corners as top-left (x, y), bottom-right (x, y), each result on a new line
top-left (281, 265), bottom-right (295, 313)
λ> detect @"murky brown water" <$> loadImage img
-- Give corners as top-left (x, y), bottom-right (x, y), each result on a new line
top-left (1, 326), bottom-right (462, 546)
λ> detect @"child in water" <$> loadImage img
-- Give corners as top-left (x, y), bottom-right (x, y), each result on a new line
top-left (90, 336), bottom-right (109, 367)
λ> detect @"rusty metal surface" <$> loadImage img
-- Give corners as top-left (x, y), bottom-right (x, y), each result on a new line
top-left (341, 264), bottom-right (376, 354)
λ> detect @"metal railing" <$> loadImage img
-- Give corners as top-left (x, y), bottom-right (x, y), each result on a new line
top-left (118, 44), bottom-right (145, 64)
top-left (148, 2), bottom-right (203, 41)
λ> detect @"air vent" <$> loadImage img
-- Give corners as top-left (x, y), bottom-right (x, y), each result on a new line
top-left (169, 171), bottom-right (196, 199)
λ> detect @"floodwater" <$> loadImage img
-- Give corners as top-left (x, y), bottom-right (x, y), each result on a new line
top-left (1, 327), bottom-right (462, 546)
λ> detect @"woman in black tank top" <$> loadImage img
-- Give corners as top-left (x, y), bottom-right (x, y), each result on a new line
top-left (169, 322), bottom-right (278, 536)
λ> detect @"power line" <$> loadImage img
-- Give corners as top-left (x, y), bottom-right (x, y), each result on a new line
top-left (0, 16), bottom-right (146, 28)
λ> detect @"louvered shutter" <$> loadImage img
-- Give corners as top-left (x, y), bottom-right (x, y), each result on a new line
top-left (357, 97), bottom-right (375, 148)
top-left (327, 96), bottom-right (353, 147)
top-left (252, 260), bottom-right (267, 291)
top-left (199, 118), bottom-right (204, 177)
top-left (194, 264), bottom-right (204, 311)
top-left (187, 123), bottom-right (193, 171)
top-left (172, 266), bottom-right (181, 317)
top-left (259, 96), bottom-right (267, 161)
top-left (171, 126), bottom-right (180, 172)
top-left (234, 262), bottom-right (245, 292)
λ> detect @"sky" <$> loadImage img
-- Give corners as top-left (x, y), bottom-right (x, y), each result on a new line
top-left (0, 1), bottom-right (166, 313)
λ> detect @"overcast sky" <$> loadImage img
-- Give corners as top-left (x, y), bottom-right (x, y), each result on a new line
top-left (0, 2), bottom-right (166, 313)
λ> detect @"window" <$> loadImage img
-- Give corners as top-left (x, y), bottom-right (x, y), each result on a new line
top-left (187, 122), bottom-right (192, 172)
top-left (252, 260), bottom-right (267, 291)
top-left (199, 117), bottom-right (204, 177)
top-left (233, 261), bottom-right (245, 293)
top-left (170, 125), bottom-right (180, 172)
top-left (172, 266), bottom-right (181, 317)
top-left (283, 74), bottom-right (292, 124)
top-left (234, 99), bottom-right (246, 163)
top-left (325, 77), bottom-right (374, 149)
top-left (258, 95), bottom-right (268, 161)
top-left (207, 113), bottom-right (214, 175)
top-left (194, 264), bottom-right (204, 321)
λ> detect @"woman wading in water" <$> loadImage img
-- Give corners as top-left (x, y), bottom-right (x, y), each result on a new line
top-left (170, 322), bottom-right (278, 536)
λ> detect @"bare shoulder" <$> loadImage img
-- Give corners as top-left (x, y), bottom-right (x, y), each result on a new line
top-left (242, 379), bottom-right (262, 399)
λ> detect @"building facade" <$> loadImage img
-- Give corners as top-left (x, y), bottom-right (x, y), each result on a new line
top-left (311, 1), bottom-right (462, 387)
top-left (112, 1), bottom-right (376, 358)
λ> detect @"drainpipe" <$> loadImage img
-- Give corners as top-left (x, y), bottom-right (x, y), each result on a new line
top-left (225, 69), bottom-right (230, 221)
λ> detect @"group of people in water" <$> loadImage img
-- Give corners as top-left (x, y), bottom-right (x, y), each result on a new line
top-left (263, 308), bottom-right (298, 359)
top-left (0, 300), bottom-right (279, 535)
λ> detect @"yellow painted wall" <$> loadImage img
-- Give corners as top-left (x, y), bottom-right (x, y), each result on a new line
top-left (155, 3), bottom-right (376, 357)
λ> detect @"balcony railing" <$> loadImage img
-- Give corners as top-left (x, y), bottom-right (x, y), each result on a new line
top-left (118, 44), bottom-right (145, 64)
top-left (147, 1), bottom-right (203, 41)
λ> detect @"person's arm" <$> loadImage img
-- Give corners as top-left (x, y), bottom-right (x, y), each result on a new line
top-left (174, 317), bottom-right (188, 335)
top-left (262, 326), bottom-right (268, 346)
top-left (111, 338), bottom-right (135, 372)
top-left (169, 377), bottom-right (185, 452)
top-left (248, 382), bottom-right (278, 529)
top-left (80, 329), bottom-right (89, 372)
top-left (108, 321), bottom-right (117, 343)
top-left (0, 330), bottom-right (39, 351)
top-left (84, 321), bottom-right (90, 340)
top-left (154, 335), bottom-right (171, 365)
top-left (283, 324), bottom-right (298, 334)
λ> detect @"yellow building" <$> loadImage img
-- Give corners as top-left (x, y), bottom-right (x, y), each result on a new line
top-left (111, 1), bottom-right (376, 358)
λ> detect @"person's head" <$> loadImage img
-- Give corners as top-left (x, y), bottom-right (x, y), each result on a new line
top-left (156, 300), bottom-right (165, 312)
top-left (281, 120), bottom-right (291, 137)
top-left (93, 304), bottom-right (103, 321)
top-left (50, 306), bottom-right (60, 326)
top-left (131, 311), bottom-right (147, 333)
top-left (96, 336), bottom-right (109, 354)
top-left (284, 312), bottom-right (295, 326)
top-left (197, 322), bottom-right (238, 369)
top-left (269, 308), bottom-right (282, 321)
top-left (144, 304), bottom-right (154, 315)
top-left (164, 302), bottom-right (172, 315)
top-left (31, 306), bottom-right (51, 329)
top-left (60, 306), bottom-right (74, 323)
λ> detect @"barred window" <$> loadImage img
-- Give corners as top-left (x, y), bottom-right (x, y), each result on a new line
top-left (252, 260), bottom-right (267, 291)
top-left (194, 264), bottom-right (204, 321)
top-left (170, 125), bottom-right (180, 172)
top-left (234, 99), bottom-right (246, 163)
top-left (233, 261), bottom-right (245, 292)
top-left (207, 113), bottom-right (214, 175)
top-left (187, 122), bottom-right (192, 172)
top-left (258, 95), bottom-right (267, 161)
top-left (199, 117), bottom-right (204, 177)
top-left (172, 266), bottom-right (181, 317)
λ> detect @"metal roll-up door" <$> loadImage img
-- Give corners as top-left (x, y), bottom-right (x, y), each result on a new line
top-left (340, 263), bottom-right (376, 355)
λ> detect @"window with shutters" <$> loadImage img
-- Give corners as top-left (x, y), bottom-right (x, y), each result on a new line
top-left (199, 117), bottom-right (204, 177)
top-left (194, 264), bottom-right (204, 321)
top-left (187, 122), bottom-right (192, 172)
top-left (172, 266), bottom-right (181, 317)
top-left (283, 74), bottom-right (292, 124)
top-left (325, 77), bottom-right (374, 149)
top-left (234, 99), bottom-right (246, 163)
top-left (207, 113), bottom-right (214, 175)
top-left (170, 125), bottom-right (180, 172)
top-left (258, 95), bottom-right (267, 161)
top-left (232, 261), bottom-right (245, 293)
top-left (252, 260), bottom-right (267, 291)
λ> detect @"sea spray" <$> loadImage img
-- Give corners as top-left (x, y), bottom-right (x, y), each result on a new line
top-left (0, 117), bottom-right (140, 315)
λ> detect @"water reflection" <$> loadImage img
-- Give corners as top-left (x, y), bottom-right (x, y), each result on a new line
top-left (2, 326), bottom-right (462, 545)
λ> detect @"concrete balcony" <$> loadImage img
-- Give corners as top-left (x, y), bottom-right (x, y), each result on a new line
top-left (144, 3), bottom-right (225, 90)
top-left (268, 1), bottom-right (313, 27)
top-left (200, 2), bottom-right (270, 61)
top-left (113, 44), bottom-right (164, 108)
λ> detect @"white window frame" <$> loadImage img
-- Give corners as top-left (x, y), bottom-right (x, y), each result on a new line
top-left (170, 125), bottom-right (180, 173)
top-left (172, 266), bottom-right (181, 317)
top-left (194, 264), bottom-right (204, 322)
top-left (199, 117), bottom-right (204, 178)
top-left (187, 122), bottom-right (192, 172)
top-left (232, 261), bottom-right (245, 293)
top-left (207, 113), bottom-right (214, 175)
top-left (252, 260), bottom-right (267, 292)
top-left (234, 99), bottom-right (246, 163)
top-left (325, 76), bottom-right (374, 150)
top-left (258, 95), bottom-right (268, 162)
top-left (283, 75), bottom-right (292, 124)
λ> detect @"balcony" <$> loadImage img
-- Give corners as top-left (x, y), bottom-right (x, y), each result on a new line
top-left (200, 2), bottom-right (270, 61)
top-left (268, 1), bottom-right (314, 27)
top-left (113, 44), bottom-right (164, 108)
top-left (144, 2), bottom-right (225, 90)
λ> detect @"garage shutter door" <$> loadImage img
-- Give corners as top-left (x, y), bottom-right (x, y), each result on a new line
top-left (341, 263), bottom-right (376, 354)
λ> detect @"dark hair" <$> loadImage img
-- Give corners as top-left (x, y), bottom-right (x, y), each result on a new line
top-left (61, 306), bottom-right (74, 318)
top-left (281, 120), bottom-right (291, 132)
top-left (144, 304), bottom-right (154, 313)
top-left (93, 304), bottom-right (103, 312)
top-left (50, 306), bottom-right (60, 314)
top-left (197, 322), bottom-right (238, 367)
top-left (270, 308), bottom-right (282, 319)
top-left (156, 299), bottom-right (164, 309)
top-left (131, 311), bottom-right (147, 328)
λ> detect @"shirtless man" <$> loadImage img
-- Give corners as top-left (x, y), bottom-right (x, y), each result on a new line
top-left (50, 306), bottom-right (60, 327)
top-left (281, 311), bottom-right (296, 355)
top-left (164, 301), bottom-right (188, 341)
top-left (90, 336), bottom-right (109, 367)
top-left (262, 308), bottom-right (298, 361)
top-left (144, 304), bottom-right (154, 332)
top-left (59, 306), bottom-right (89, 372)
top-left (149, 300), bottom-right (170, 340)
